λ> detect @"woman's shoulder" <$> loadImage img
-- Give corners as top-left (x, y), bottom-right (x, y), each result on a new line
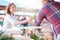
top-left (4, 14), bottom-right (11, 18)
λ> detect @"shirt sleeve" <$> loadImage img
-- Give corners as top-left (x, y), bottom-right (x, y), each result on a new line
top-left (35, 8), bottom-right (45, 26)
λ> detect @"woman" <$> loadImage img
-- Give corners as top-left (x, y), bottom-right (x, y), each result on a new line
top-left (0, 3), bottom-right (29, 34)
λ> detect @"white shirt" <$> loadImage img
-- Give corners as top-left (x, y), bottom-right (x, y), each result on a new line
top-left (2, 14), bottom-right (16, 31)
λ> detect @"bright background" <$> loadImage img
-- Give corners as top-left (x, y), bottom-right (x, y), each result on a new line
top-left (0, 0), bottom-right (60, 16)
top-left (0, 0), bottom-right (60, 9)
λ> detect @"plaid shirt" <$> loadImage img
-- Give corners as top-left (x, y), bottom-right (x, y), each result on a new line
top-left (36, 1), bottom-right (60, 35)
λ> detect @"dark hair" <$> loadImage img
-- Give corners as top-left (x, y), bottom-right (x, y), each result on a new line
top-left (7, 3), bottom-right (16, 15)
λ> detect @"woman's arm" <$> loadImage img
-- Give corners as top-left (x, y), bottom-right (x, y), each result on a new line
top-left (14, 20), bottom-right (28, 26)
top-left (7, 15), bottom-right (29, 26)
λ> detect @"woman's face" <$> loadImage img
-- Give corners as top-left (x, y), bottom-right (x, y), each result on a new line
top-left (10, 5), bottom-right (16, 14)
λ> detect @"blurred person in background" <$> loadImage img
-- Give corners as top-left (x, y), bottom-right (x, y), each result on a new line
top-left (0, 3), bottom-right (29, 35)
top-left (21, 16), bottom-right (28, 26)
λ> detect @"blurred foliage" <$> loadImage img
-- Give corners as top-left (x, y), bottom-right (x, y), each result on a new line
top-left (39, 38), bottom-right (44, 40)
top-left (0, 35), bottom-right (14, 40)
top-left (30, 34), bottom-right (38, 40)
top-left (30, 34), bottom-right (44, 40)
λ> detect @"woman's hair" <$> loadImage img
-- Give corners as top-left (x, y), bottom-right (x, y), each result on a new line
top-left (6, 3), bottom-right (16, 15)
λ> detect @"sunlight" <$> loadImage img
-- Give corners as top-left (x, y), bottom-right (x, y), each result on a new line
top-left (6, 0), bottom-right (43, 9)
